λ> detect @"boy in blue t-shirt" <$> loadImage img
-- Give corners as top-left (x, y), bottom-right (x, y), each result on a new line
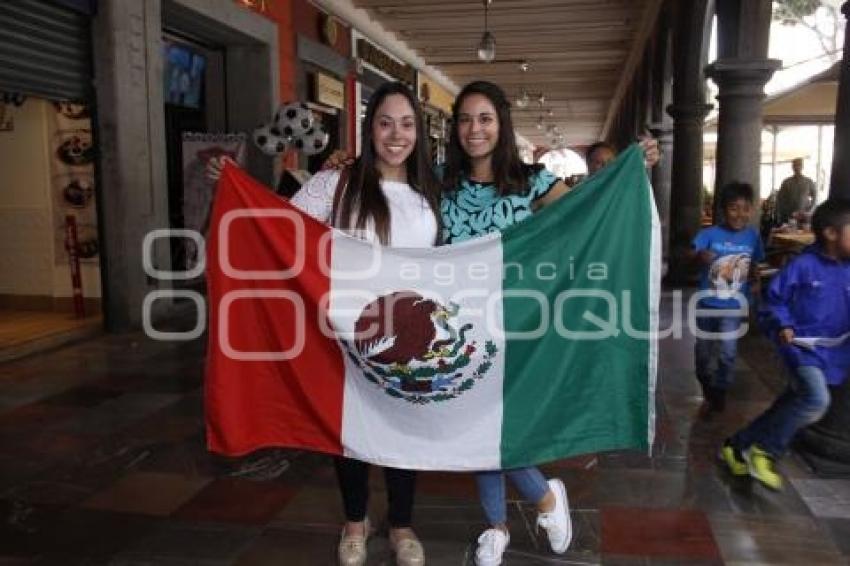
top-left (691, 182), bottom-right (765, 416)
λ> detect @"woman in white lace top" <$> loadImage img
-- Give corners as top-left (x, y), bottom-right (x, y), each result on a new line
top-left (289, 82), bottom-right (440, 566)
top-left (208, 81), bottom-right (440, 566)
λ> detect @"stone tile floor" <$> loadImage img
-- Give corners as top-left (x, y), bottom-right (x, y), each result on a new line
top-left (1, 293), bottom-right (849, 565)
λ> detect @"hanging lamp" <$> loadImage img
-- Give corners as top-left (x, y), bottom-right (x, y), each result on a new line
top-left (476, 0), bottom-right (495, 62)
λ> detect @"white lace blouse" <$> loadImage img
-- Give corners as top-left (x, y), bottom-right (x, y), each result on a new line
top-left (289, 170), bottom-right (438, 248)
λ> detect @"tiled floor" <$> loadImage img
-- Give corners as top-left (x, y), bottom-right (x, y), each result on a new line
top-left (0, 309), bottom-right (102, 363)
top-left (1, 293), bottom-right (850, 565)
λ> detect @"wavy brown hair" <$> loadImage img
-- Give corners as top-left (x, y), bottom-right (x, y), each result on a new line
top-left (443, 80), bottom-right (541, 196)
top-left (332, 81), bottom-right (441, 245)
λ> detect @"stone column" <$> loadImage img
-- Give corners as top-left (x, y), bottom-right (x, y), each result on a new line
top-left (92, 0), bottom-right (170, 331)
top-left (830, 2), bottom-right (850, 200)
top-left (667, 102), bottom-right (712, 282)
top-left (705, 61), bottom-right (779, 213)
top-left (705, 0), bottom-right (780, 222)
top-left (797, 1), bottom-right (850, 474)
top-left (666, 0), bottom-right (712, 283)
top-left (92, 0), bottom-right (278, 331)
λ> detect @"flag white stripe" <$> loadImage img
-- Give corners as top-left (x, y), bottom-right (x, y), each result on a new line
top-left (330, 231), bottom-right (507, 470)
top-left (646, 178), bottom-right (662, 453)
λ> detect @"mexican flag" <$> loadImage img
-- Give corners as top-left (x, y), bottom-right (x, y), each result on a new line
top-left (205, 144), bottom-right (659, 470)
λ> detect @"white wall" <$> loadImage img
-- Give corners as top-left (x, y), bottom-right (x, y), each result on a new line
top-left (0, 98), bottom-right (101, 301)
top-left (0, 99), bottom-right (54, 296)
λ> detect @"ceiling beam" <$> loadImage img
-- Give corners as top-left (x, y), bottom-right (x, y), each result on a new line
top-left (353, 0), bottom-right (631, 10)
top-left (599, 0), bottom-right (663, 140)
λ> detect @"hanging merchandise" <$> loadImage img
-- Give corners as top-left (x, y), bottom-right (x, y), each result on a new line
top-left (273, 102), bottom-right (314, 139)
top-left (251, 101), bottom-right (331, 157)
top-left (61, 178), bottom-right (94, 208)
top-left (49, 100), bottom-right (98, 266)
top-left (294, 125), bottom-right (330, 156)
top-left (56, 133), bottom-right (95, 166)
top-left (253, 123), bottom-right (288, 156)
top-left (2, 92), bottom-right (27, 107)
top-left (53, 101), bottom-right (89, 120)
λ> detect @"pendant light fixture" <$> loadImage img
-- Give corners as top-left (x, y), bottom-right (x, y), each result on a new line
top-left (476, 0), bottom-right (495, 63)
top-left (515, 61), bottom-right (530, 108)
top-left (515, 88), bottom-right (530, 108)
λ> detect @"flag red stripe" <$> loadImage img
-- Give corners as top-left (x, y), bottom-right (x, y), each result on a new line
top-left (205, 164), bottom-right (345, 457)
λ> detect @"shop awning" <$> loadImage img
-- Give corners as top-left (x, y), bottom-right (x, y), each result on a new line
top-left (762, 62), bottom-right (840, 125)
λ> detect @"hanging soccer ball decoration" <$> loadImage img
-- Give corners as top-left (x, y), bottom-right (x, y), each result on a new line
top-left (251, 101), bottom-right (329, 157)
top-left (295, 125), bottom-right (330, 156)
top-left (274, 102), bottom-right (314, 139)
top-left (252, 123), bottom-right (287, 156)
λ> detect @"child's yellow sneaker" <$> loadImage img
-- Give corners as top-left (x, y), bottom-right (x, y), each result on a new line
top-left (718, 440), bottom-right (748, 476)
top-left (744, 445), bottom-right (783, 491)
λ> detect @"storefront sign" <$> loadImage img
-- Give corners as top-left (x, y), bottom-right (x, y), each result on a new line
top-left (417, 73), bottom-right (454, 115)
top-left (356, 38), bottom-right (415, 85)
top-left (313, 72), bottom-right (346, 109)
top-left (321, 14), bottom-right (339, 46)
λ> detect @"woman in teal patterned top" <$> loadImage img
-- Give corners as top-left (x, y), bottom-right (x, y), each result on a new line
top-left (442, 80), bottom-right (574, 566)
top-left (447, 82), bottom-right (660, 566)
top-left (441, 165), bottom-right (561, 243)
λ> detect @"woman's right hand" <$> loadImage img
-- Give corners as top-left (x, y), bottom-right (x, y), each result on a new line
top-left (638, 136), bottom-right (661, 168)
top-left (322, 150), bottom-right (354, 171)
top-left (206, 155), bottom-right (237, 182)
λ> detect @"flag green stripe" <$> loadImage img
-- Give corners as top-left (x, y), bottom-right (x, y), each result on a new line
top-left (499, 145), bottom-right (655, 468)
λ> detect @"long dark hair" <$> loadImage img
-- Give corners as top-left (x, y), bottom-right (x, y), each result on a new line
top-left (332, 81), bottom-right (440, 245)
top-left (444, 80), bottom-right (540, 195)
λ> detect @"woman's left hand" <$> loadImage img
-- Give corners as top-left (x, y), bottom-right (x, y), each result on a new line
top-left (322, 149), bottom-right (354, 171)
top-left (205, 155), bottom-right (237, 182)
top-left (639, 136), bottom-right (661, 168)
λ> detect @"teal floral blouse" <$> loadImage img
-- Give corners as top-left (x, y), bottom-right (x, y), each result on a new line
top-left (440, 167), bottom-right (560, 244)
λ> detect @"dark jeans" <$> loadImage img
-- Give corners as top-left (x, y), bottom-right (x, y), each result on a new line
top-left (695, 315), bottom-right (743, 390)
top-left (333, 456), bottom-right (416, 528)
top-left (731, 366), bottom-right (831, 457)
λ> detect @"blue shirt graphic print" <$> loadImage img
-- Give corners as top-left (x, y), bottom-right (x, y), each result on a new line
top-left (693, 225), bottom-right (765, 310)
top-left (440, 167), bottom-right (559, 244)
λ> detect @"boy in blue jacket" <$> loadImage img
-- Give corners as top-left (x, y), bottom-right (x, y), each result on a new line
top-left (692, 182), bottom-right (765, 416)
top-left (721, 198), bottom-right (850, 490)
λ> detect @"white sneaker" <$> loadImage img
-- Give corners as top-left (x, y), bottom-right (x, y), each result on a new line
top-left (474, 528), bottom-right (510, 566)
top-left (391, 535), bottom-right (425, 566)
top-left (338, 518), bottom-right (370, 566)
top-left (537, 478), bottom-right (572, 554)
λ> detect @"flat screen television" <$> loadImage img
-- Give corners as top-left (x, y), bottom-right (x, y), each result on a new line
top-left (163, 41), bottom-right (206, 109)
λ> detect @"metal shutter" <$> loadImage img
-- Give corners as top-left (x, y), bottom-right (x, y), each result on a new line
top-left (0, 0), bottom-right (91, 101)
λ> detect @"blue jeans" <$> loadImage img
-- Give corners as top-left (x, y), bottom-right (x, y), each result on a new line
top-left (695, 315), bottom-right (743, 390)
top-left (476, 466), bottom-right (550, 525)
top-left (732, 366), bottom-right (831, 457)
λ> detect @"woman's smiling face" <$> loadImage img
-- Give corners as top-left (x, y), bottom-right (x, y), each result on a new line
top-left (371, 93), bottom-right (417, 170)
top-left (456, 93), bottom-right (499, 160)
